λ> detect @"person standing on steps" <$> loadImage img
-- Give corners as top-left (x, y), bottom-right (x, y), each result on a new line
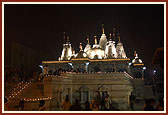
top-left (129, 92), bottom-right (136, 111)
top-left (62, 95), bottom-right (71, 111)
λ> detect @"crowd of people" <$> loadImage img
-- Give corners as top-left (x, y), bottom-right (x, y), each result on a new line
top-left (4, 66), bottom-right (44, 84)
top-left (5, 67), bottom-right (28, 83)
top-left (129, 92), bottom-right (164, 111)
top-left (42, 65), bottom-right (128, 77)
top-left (143, 98), bottom-right (164, 111)
top-left (61, 95), bottom-right (119, 111)
top-left (4, 66), bottom-right (43, 82)
top-left (4, 93), bottom-right (164, 111)
top-left (60, 94), bottom-right (164, 111)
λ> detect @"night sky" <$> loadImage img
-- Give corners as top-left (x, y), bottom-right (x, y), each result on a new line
top-left (4, 4), bottom-right (164, 67)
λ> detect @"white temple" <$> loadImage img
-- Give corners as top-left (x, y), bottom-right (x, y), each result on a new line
top-left (42, 25), bottom-right (146, 111)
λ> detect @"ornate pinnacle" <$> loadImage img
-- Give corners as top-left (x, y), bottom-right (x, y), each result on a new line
top-left (113, 28), bottom-right (116, 40)
top-left (134, 51), bottom-right (138, 58)
top-left (113, 28), bottom-right (116, 32)
top-left (109, 33), bottom-right (112, 40)
top-left (72, 48), bottom-right (75, 54)
top-left (94, 36), bottom-right (97, 44)
top-left (102, 24), bottom-right (105, 34)
top-left (87, 36), bottom-right (90, 44)
top-left (79, 43), bottom-right (83, 51)
top-left (67, 36), bottom-right (69, 42)
top-left (117, 33), bottom-right (120, 42)
top-left (63, 32), bottom-right (66, 43)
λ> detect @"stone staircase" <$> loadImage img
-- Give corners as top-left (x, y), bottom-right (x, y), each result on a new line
top-left (5, 82), bottom-right (46, 111)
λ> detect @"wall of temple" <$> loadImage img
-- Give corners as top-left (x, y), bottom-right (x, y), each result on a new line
top-left (43, 72), bottom-right (134, 110)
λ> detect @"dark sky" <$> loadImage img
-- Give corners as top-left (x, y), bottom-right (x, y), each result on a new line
top-left (4, 4), bottom-right (164, 66)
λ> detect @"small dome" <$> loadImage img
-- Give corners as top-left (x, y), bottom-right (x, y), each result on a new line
top-left (99, 24), bottom-right (107, 50)
top-left (132, 53), bottom-right (143, 64)
top-left (132, 58), bottom-right (143, 64)
top-left (99, 34), bottom-right (107, 51)
top-left (84, 36), bottom-right (91, 52)
top-left (75, 51), bottom-right (88, 58)
top-left (116, 34), bottom-right (127, 58)
top-left (105, 40), bottom-right (117, 58)
top-left (84, 44), bottom-right (91, 52)
top-left (74, 43), bottom-right (88, 59)
top-left (60, 44), bottom-right (73, 60)
top-left (116, 42), bottom-right (127, 58)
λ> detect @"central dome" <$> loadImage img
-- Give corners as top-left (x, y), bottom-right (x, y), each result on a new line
top-left (86, 35), bottom-right (105, 59)
top-left (87, 47), bottom-right (105, 59)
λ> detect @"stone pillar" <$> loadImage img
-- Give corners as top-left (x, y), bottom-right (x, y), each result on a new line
top-left (101, 62), bottom-right (103, 72)
top-left (114, 62), bottom-right (117, 72)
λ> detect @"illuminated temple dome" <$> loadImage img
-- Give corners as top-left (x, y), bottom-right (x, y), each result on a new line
top-left (105, 33), bottom-right (117, 58)
top-left (86, 36), bottom-right (105, 59)
top-left (84, 36), bottom-right (91, 53)
top-left (99, 24), bottom-right (107, 50)
top-left (88, 48), bottom-right (105, 59)
top-left (75, 43), bottom-right (88, 58)
top-left (60, 36), bottom-right (73, 61)
top-left (116, 34), bottom-right (127, 58)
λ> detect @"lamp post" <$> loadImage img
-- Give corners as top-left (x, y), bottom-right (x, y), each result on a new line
top-left (152, 70), bottom-right (157, 98)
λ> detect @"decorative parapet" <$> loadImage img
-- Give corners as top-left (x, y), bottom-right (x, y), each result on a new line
top-left (90, 58), bottom-right (130, 62)
top-left (133, 63), bottom-right (144, 66)
top-left (71, 58), bottom-right (90, 61)
top-left (42, 61), bottom-right (71, 64)
top-left (42, 58), bottom-right (130, 64)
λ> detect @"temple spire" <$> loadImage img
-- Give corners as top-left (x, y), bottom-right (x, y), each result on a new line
top-left (67, 36), bottom-right (70, 42)
top-left (79, 43), bottom-right (83, 51)
top-left (63, 32), bottom-right (66, 44)
top-left (72, 48), bottom-right (75, 54)
top-left (117, 33), bottom-right (120, 43)
top-left (113, 28), bottom-right (116, 41)
top-left (102, 24), bottom-right (105, 34)
top-left (134, 51), bottom-right (138, 58)
top-left (86, 36), bottom-right (90, 44)
top-left (109, 33), bottom-right (112, 40)
top-left (134, 51), bottom-right (137, 57)
top-left (94, 36), bottom-right (97, 44)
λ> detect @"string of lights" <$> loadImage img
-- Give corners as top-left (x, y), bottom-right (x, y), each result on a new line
top-left (22, 97), bottom-right (52, 102)
top-left (7, 81), bottom-right (52, 102)
top-left (7, 81), bottom-right (32, 99)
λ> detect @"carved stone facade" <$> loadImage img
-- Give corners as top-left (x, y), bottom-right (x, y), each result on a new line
top-left (44, 72), bottom-right (134, 110)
